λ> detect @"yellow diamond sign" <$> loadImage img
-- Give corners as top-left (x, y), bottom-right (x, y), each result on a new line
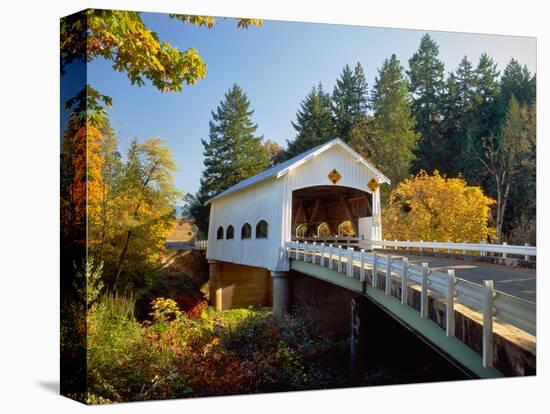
top-left (368, 178), bottom-right (379, 192)
top-left (328, 169), bottom-right (342, 184)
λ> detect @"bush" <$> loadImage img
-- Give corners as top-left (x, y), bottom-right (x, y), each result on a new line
top-left (86, 294), bottom-right (345, 403)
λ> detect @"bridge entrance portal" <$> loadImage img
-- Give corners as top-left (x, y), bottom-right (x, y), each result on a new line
top-left (291, 185), bottom-right (373, 240)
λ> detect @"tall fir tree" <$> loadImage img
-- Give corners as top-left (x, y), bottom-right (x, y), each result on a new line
top-left (463, 53), bottom-right (501, 186)
top-left (455, 56), bottom-right (477, 113)
top-left (190, 84), bottom-right (270, 234)
top-left (332, 62), bottom-right (369, 142)
top-left (499, 59), bottom-right (535, 109)
top-left (447, 56), bottom-right (478, 177)
top-left (284, 83), bottom-right (335, 158)
top-left (370, 54), bottom-right (419, 186)
top-left (408, 34), bottom-right (446, 173)
top-left (473, 53), bottom-right (501, 137)
top-left (437, 72), bottom-right (463, 176)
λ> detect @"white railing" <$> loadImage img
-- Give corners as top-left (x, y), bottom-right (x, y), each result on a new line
top-left (285, 241), bottom-right (536, 369)
top-left (194, 240), bottom-right (207, 250)
top-left (292, 236), bottom-right (361, 247)
top-left (361, 239), bottom-right (536, 261)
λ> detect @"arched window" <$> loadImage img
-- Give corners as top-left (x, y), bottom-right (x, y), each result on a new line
top-left (216, 226), bottom-right (224, 240)
top-left (338, 220), bottom-right (356, 237)
top-left (226, 225), bottom-right (234, 239)
top-left (256, 220), bottom-right (268, 239)
top-left (317, 222), bottom-right (331, 237)
top-left (241, 223), bottom-right (252, 239)
top-left (296, 224), bottom-right (308, 238)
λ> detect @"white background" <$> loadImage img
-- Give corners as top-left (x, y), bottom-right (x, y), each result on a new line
top-left (0, 0), bottom-right (548, 412)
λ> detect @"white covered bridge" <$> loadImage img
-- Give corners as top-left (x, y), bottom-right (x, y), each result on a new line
top-left (206, 138), bottom-right (388, 272)
top-left (202, 138), bottom-right (536, 379)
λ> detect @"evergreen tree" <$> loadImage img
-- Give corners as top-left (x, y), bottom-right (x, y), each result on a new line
top-left (437, 72), bottom-right (463, 176)
top-left (348, 115), bottom-right (375, 163)
top-left (190, 84), bottom-right (270, 234)
top-left (500, 59), bottom-right (535, 108)
top-left (284, 83), bottom-right (335, 158)
top-left (408, 34), bottom-right (446, 173)
top-left (370, 54), bottom-right (419, 186)
top-left (332, 63), bottom-right (369, 142)
top-left (462, 53), bottom-right (501, 186)
top-left (473, 53), bottom-right (501, 137)
top-left (455, 56), bottom-right (477, 113)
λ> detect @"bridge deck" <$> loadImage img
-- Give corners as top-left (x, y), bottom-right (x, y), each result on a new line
top-left (287, 242), bottom-right (536, 377)
top-left (384, 253), bottom-right (536, 303)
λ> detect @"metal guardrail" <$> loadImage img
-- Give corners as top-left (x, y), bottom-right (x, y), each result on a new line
top-left (286, 241), bottom-right (536, 369)
top-left (361, 239), bottom-right (536, 261)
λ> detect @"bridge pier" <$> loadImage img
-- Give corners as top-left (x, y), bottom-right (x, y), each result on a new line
top-left (351, 295), bottom-right (369, 379)
top-left (208, 260), bottom-right (223, 311)
top-left (271, 271), bottom-right (290, 319)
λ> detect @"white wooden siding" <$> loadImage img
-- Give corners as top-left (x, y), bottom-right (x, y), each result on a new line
top-left (207, 142), bottom-right (384, 271)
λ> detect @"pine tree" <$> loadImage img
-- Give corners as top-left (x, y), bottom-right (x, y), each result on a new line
top-left (332, 63), bottom-right (368, 142)
top-left (370, 54), bottom-right (419, 186)
top-left (408, 34), bottom-right (446, 173)
top-left (284, 83), bottom-right (335, 158)
top-left (190, 84), bottom-right (270, 234)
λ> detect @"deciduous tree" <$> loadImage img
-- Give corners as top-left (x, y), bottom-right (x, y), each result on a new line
top-left (383, 171), bottom-right (494, 242)
top-left (471, 96), bottom-right (533, 242)
top-left (109, 138), bottom-right (181, 290)
top-left (61, 9), bottom-right (262, 93)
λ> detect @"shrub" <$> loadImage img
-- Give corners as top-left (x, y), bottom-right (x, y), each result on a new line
top-left (86, 294), bottom-right (344, 402)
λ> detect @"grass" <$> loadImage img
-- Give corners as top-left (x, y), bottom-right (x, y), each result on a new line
top-left (221, 308), bottom-right (271, 325)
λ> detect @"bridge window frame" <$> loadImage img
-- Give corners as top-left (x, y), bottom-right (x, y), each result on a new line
top-left (226, 225), bottom-right (235, 239)
top-left (241, 222), bottom-right (252, 239)
top-left (216, 226), bottom-right (224, 240)
top-left (256, 219), bottom-right (269, 239)
top-left (296, 223), bottom-right (308, 238)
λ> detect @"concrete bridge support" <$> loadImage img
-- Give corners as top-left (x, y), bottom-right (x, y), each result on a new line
top-left (271, 271), bottom-right (290, 319)
top-left (208, 260), bottom-right (223, 311)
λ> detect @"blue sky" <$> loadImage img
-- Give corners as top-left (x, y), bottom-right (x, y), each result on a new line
top-left (66, 12), bottom-right (536, 198)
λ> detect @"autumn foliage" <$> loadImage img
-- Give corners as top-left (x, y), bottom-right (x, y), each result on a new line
top-left (86, 296), bottom-right (341, 403)
top-left (383, 171), bottom-right (495, 242)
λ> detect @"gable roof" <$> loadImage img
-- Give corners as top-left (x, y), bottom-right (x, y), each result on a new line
top-left (205, 138), bottom-right (390, 205)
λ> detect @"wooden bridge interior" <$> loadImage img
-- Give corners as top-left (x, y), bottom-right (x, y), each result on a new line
top-left (291, 185), bottom-right (373, 238)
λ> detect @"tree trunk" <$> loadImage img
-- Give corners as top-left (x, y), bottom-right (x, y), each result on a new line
top-left (114, 229), bottom-right (132, 291)
top-left (495, 176), bottom-right (503, 244)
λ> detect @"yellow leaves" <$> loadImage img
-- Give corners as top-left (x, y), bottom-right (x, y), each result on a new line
top-left (383, 171), bottom-right (495, 243)
top-left (62, 10), bottom-right (262, 94)
top-left (237, 18), bottom-right (264, 29)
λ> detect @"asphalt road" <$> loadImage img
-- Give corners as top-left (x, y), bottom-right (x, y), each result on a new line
top-left (389, 253), bottom-right (536, 303)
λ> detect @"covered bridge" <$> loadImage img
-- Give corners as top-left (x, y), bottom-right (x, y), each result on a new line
top-left (206, 138), bottom-right (390, 312)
